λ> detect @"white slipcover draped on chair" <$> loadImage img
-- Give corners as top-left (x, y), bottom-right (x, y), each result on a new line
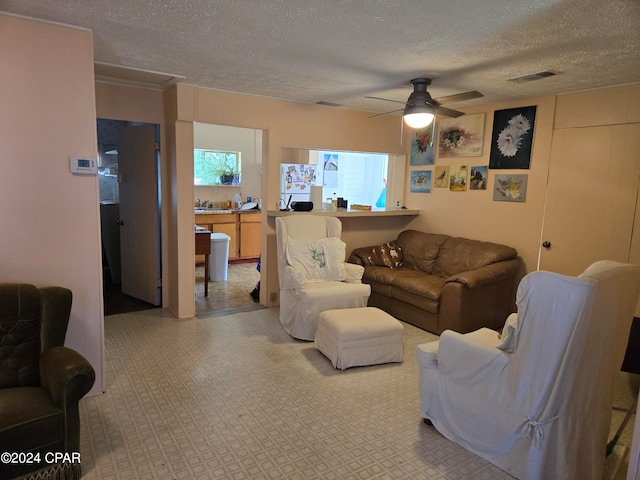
top-left (276, 215), bottom-right (371, 341)
top-left (416, 260), bottom-right (640, 480)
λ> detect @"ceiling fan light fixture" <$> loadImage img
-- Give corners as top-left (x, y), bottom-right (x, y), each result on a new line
top-left (367, 77), bottom-right (478, 125)
top-left (403, 100), bottom-right (435, 128)
top-left (403, 79), bottom-right (436, 128)
top-left (403, 112), bottom-right (435, 129)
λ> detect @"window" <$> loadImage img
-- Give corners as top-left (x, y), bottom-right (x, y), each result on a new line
top-left (194, 149), bottom-right (241, 185)
top-left (317, 150), bottom-right (388, 207)
top-left (280, 148), bottom-right (390, 208)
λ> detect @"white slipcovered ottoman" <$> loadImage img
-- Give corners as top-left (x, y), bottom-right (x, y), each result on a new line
top-left (314, 307), bottom-right (404, 369)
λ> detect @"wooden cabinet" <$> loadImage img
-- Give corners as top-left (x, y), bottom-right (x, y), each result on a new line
top-left (194, 212), bottom-right (261, 262)
top-left (211, 214), bottom-right (238, 260)
top-left (240, 213), bottom-right (261, 259)
top-left (195, 213), bottom-right (237, 261)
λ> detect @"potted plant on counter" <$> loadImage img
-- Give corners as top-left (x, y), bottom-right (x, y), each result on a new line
top-left (194, 150), bottom-right (240, 185)
top-left (219, 153), bottom-right (239, 185)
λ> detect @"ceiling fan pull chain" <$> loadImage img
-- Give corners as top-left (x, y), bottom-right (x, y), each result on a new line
top-left (429, 120), bottom-right (436, 148)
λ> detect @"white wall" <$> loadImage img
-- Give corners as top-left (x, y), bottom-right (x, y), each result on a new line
top-left (0, 15), bottom-right (104, 395)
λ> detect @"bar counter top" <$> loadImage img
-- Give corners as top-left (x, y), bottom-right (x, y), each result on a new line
top-left (266, 207), bottom-right (420, 218)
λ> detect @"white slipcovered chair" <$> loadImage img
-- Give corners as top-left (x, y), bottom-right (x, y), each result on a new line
top-left (416, 260), bottom-right (640, 480)
top-left (275, 215), bottom-right (371, 340)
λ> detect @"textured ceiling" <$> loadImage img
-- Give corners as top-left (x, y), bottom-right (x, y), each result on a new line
top-left (2, 0), bottom-right (639, 115)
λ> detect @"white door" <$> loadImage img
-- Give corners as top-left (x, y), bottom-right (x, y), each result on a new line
top-left (117, 124), bottom-right (161, 305)
top-left (539, 124), bottom-right (640, 274)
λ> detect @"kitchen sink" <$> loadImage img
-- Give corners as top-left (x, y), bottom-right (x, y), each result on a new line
top-left (194, 208), bottom-right (234, 214)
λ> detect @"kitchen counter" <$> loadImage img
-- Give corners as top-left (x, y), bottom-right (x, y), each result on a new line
top-left (194, 209), bottom-right (262, 260)
top-left (194, 208), bottom-right (260, 215)
top-left (267, 207), bottom-right (420, 218)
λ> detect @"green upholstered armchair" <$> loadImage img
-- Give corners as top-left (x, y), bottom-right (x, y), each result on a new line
top-left (0, 283), bottom-right (95, 480)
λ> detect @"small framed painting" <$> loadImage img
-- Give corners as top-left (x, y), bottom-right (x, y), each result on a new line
top-left (410, 124), bottom-right (436, 165)
top-left (437, 113), bottom-right (485, 158)
top-left (493, 174), bottom-right (528, 202)
top-left (410, 170), bottom-right (432, 193)
top-left (449, 164), bottom-right (468, 191)
top-left (469, 166), bottom-right (488, 190)
top-left (433, 165), bottom-right (449, 188)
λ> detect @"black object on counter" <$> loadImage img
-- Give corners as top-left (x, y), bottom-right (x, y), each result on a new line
top-left (292, 201), bottom-right (313, 211)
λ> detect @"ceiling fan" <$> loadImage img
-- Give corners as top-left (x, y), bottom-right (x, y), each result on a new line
top-left (367, 78), bottom-right (483, 128)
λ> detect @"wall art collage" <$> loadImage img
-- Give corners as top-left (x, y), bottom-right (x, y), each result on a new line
top-left (408, 106), bottom-right (536, 202)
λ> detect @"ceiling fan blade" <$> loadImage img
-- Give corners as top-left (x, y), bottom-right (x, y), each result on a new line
top-left (434, 105), bottom-right (465, 118)
top-left (364, 96), bottom-right (408, 106)
top-left (367, 79), bottom-right (480, 120)
top-left (434, 90), bottom-right (483, 105)
top-left (369, 108), bottom-right (404, 119)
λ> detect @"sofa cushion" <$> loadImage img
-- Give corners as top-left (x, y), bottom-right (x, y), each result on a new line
top-left (0, 386), bottom-right (64, 452)
top-left (395, 230), bottom-right (450, 274)
top-left (391, 269), bottom-right (447, 301)
top-left (364, 265), bottom-right (408, 285)
top-left (392, 287), bottom-right (440, 314)
top-left (366, 279), bottom-right (394, 297)
top-left (432, 237), bottom-right (518, 278)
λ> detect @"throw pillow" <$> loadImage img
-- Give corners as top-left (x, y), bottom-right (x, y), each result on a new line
top-left (286, 237), bottom-right (346, 282)
top-left (366, 242), bottom-right (403, 268)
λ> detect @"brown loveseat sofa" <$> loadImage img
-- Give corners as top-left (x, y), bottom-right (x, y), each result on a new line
top-left (348, 230), bottom-right (520, 334)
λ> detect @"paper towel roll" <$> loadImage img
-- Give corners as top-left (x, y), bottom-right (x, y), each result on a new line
top-left (310, 186), bottom-right (323, 210)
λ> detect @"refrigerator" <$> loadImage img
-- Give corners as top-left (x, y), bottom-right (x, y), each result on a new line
top-left (280, 164), bottom-right (320, 207)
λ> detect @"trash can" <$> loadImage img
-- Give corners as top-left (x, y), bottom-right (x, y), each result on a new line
top-left (209, 233), bottom-right (230, 281)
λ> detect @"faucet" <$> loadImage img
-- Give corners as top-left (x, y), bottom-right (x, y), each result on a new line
top-left (196, 198), bottom-right (202, 207)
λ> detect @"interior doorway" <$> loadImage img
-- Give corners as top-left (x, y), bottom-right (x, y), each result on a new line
top-left (97, 118), bottom-right (162, 315)
top-left (195, 262), bottom-right (261, 316)
top-left (193, 123), bottom-right (264, 316)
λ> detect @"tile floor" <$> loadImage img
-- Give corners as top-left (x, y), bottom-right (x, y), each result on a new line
top-left (78, 306), bottom-right (637, 479)
top-left (103, 262), bottom-right (261, 317)
top-left (195, 262), bottom-right (261, 316)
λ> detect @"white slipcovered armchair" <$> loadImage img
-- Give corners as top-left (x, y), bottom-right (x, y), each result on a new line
top-left (275, 215), bottom-right (371, 340)
top-left (416, 260), bottom-right (640, 480)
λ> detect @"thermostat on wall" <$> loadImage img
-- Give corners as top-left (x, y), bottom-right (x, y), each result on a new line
top-left (70, 156), bottom-right (97, 175)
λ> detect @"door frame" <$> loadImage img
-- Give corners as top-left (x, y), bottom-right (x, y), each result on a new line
top-left (97, 118), bottom-right (162, 311)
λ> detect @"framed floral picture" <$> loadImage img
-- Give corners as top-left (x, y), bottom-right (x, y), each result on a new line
top-left (437, 113), bottom-right (485, 158)
top-left (489, 106), bottom-right (537, 169)
top-left (493, 174), bottom-right (528, 202)
top-left (449, 164), bottom-right (467, 191)
top-left (410, 170), bottom-right (432, 193)
top-left (410, 124), bottom-right (436, 165)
